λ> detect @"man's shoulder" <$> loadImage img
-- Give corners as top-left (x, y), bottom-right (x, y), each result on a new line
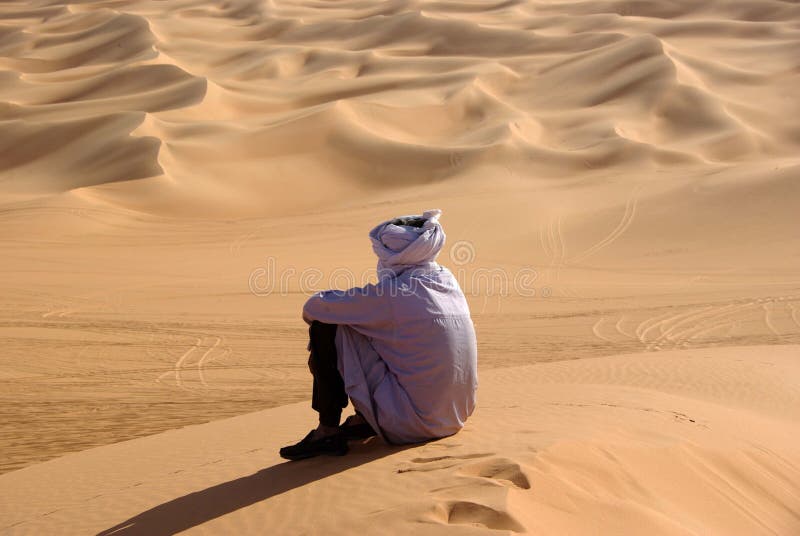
top-left (390, 267), bottom-right (463, 296)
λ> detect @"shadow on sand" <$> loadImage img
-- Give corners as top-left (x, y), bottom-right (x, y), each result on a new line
top-left (97, 439), bottom-right (412, 535)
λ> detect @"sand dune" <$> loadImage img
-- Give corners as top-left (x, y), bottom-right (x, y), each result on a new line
top-left (2, 0), bottom-right (798, 206)
top-left (1, 0), bottom-right (799, 533)
top-left (1, 346), bottom-right (798, 534)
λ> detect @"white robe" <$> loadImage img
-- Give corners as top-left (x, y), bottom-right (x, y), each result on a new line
top-left (302, 210), bottom-right (478, 444)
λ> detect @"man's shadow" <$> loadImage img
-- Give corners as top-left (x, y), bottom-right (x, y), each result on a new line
top-left (97, 439), bottom-right (412, 536)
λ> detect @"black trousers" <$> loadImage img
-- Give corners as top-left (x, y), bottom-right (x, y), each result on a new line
top-left (308, 321), bottom-right (348, 427)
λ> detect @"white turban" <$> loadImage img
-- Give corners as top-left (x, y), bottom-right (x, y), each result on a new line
top-left (369, 209), bottom-right (446, 281)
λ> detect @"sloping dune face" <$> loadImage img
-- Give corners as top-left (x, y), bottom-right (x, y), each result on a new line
top-left (1, 347), bottom-right (799, 535)
top-left (1, 0), bottom-right (798, 209)
top-left (1, 0), bottom-right (800, 485)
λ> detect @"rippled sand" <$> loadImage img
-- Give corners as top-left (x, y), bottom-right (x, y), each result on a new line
top-left (1, 0), bottom-right (799, 532)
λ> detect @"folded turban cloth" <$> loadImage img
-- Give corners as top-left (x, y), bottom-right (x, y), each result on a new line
top-left (369, 209), bottom-right (446, 281)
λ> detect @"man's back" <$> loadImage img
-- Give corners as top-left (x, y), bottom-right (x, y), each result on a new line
top-left (360, 266), bottom-right (478, 442)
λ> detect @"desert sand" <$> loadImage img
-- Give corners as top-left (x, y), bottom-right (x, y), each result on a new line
top-left (1, 0), bottom-right (799, 533)
top-left (1, 346), bottom-right (798, 534)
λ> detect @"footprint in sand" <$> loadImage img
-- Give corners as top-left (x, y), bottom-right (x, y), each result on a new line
top-left (440, 500), bottom-right (525, 532)
top-left (400, 454), bottom-right (531, 532)
top-left (396, 452), bottom-right (494, 473)
top-left (457, 457), bottom-right (532, 490)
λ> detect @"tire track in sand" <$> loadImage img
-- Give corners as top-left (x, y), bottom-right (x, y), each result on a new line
top-left (157, 335), bottom-right (226, 391)
top-left (569, 190), bottom-right (639, 265)
top-left (197, 337), bottom-right (227, 388)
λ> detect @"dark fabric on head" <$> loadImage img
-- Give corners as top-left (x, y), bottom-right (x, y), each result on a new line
top-left (390, 216), bottom-right (426, 228)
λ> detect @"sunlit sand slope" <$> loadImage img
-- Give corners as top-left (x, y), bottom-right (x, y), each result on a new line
top-left (1, 0), bottom-right (799, 486)
top-left (1, 346), bottom-right (798, 535)
top-left (1, 0), bottom-right (798, 211)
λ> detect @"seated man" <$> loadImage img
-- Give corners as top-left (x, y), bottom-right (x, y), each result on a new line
top-left (280, 209), bottom-right (478, 460)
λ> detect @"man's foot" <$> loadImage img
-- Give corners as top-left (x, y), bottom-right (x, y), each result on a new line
top-left (340, 414), bottom-right (377, 441)
top-left (279, 429), bottom-right (349, 461)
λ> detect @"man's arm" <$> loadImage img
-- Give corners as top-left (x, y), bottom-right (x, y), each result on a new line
top-left (302, 283), bottom-right (392, 328)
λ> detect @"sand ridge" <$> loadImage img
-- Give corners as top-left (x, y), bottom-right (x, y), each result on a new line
top-left (1, 346), bottom-right (798, 534)
top-left (1, 0), bottom-right (798, 211)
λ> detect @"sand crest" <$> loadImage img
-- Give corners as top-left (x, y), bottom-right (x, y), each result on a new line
top-left (2, 346), bottom-right (799, 534)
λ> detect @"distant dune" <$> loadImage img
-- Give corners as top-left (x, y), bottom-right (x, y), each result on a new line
top-left (1, 0), bottom-right (798, 211)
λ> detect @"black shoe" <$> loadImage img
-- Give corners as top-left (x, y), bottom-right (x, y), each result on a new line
top-left (279, 430), bottom-right (349, 461)
top-left (340, 414), bottom-right (377, 441)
